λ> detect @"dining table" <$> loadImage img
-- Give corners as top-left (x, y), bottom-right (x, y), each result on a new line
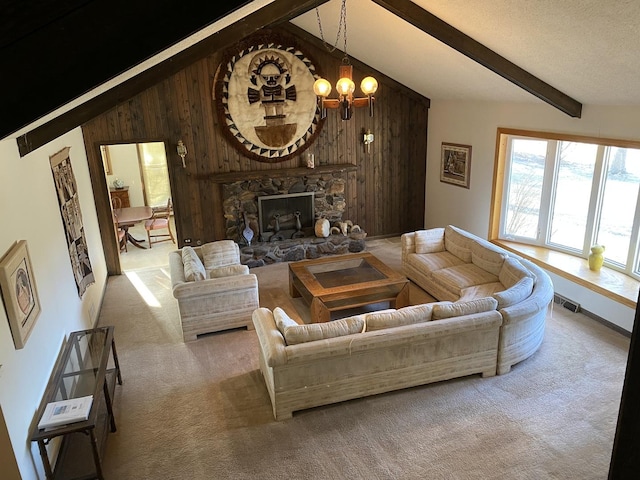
top-left (114, 206), bottom-right (153, 249)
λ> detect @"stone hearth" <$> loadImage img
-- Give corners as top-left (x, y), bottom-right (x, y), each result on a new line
top-left (240, 234), bottom-right (366, 268)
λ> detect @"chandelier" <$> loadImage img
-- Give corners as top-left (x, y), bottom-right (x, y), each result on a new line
top-left (313, 0), bottom-right (378, 120)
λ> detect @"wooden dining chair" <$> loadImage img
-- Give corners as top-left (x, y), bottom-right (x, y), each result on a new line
top-left (112, 210), bottom-right (127, 252)
top-left (144, 198), bottom-right (176, 248)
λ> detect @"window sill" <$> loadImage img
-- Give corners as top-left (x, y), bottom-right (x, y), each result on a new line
top-left (493, 240), bottom-right (639, 310)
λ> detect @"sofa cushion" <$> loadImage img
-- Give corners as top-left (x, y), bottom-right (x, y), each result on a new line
top-left (365, 305), bottom-right (434, 331)
top-left (182, 247), bottom-right (206, 282)
top-left (499, 256), bottom-right (533, 288)
top-left (407, 251), bottom-right (465, 273)
top-left (458, 282), bottom-right (505, 302)
top-left (431, 263), bottom-right (500, 295)
top-left (207, 264), bottom-right (249, 278)
top-left (493, 276), bottom-right (534, 309)
top-left (273, 307), bottom-right (365, 345)
top-left (471, 241), bottom-right (507, 276)
top-left (444, 225), bottom-right (473, 263)
top-left (432, 297), bottom-right (498, 320)
top-left (201, 240), bottom-right (239, 270)
top-left (414, 228), bottom-right (445, 254)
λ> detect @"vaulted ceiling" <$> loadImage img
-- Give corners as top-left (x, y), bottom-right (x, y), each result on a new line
top-left (4, 0), bottom-right (640, 152)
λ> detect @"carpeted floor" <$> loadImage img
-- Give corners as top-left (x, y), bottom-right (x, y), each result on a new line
top-left (98, 238), bottom-right (629, 479)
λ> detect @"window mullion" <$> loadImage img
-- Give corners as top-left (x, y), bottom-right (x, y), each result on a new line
top-left (538, 140), bottom-right (557, 246)
top-left (627, 179), bottom-right (640, 276)
top-left (584, 145), bottom-right (607, 255)
top-left (499, 138), bottom-right (514, 238)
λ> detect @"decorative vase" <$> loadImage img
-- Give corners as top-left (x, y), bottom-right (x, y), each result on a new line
top-left (294, 211), bottom-right (302, 232)
top-left (315, 218), bottom-right (330, 237)
top-left (113, 178), bottom-right (125, 189)
top-left (242, 212), bottom-right (253, 245)
top-left (306, 152), bottom-right (315, 169)
top-left (588, 244), bottom-right (605, 271)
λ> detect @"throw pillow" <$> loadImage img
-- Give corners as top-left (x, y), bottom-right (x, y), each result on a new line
top-left (207, 264), bottom-right (249, 278)
top-left (432, 297), bottom-right (498, 320)
top-left (201, 240), bottom-right (239, 270)
top-left (414, 228), bottom-right (445, 254)
top-left (273, 308), bottom-right (365, 345)
top-left (493, 276), bottom-right (534, 309)
top-left (182, 246), bottom-right (206, 282)
top-left (365, 305), bottom-right (434, 331)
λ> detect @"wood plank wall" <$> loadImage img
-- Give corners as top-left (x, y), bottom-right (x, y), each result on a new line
top-left (82, 26), bottom-right (429, 274)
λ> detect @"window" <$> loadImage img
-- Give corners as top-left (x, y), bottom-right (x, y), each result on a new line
top-left (137, 142), bottom-right (171, 208)
top-left (495, 129), bottom-right (640, 279)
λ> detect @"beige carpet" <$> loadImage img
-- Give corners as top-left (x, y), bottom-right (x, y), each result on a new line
top-left (98, 238), bottom-right (629, 479)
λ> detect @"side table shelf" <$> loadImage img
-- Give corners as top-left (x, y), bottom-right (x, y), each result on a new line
top-left (30, 327), bottom-right (122, 480)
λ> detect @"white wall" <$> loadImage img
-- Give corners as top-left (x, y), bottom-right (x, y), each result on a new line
top-left (426, 100), bottom-right (640, 331)
top-left (0, 129), bottom-right (107, 480)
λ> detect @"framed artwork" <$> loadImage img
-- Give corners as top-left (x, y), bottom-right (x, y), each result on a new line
top-left (0, 240), bottom-right (41, 349)
top-left (50, 147), bottom-right (95, 298)
top-left (440, 142), bottom-right (472, 188)
top-left (213, 31), bottom-right (324, 163)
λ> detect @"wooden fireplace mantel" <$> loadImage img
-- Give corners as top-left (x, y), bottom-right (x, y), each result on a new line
top-left (196, 164), bottom-right (357, 183)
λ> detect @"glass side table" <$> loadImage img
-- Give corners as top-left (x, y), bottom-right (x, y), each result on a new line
top-left (30, 326), bottom-right (122, 480)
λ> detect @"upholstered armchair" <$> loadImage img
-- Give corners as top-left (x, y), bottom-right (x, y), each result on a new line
top-left (169, 240), bottom-right (259, 341)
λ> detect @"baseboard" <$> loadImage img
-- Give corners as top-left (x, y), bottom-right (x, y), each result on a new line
top-left (554, 293), bottom-right (631, 338)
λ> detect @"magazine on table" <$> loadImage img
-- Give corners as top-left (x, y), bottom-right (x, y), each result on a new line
top-left (38, 395), bottom-right (93, 430)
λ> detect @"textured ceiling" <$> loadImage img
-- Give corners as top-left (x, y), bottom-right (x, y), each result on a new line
top-left (291, 0), bottom-right (640, 106)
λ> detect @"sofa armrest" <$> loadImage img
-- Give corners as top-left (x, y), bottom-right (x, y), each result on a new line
top-left (252, 308), bottom-right (288, 367)
top-left (169, 250), bottom-right (187, 286)
top-left (401, 232), bottom-right (416, 265)
top-left (172, 273), bottom-right (258, 300)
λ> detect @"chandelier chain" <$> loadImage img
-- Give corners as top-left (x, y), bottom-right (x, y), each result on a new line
top-left (315, 0), bottom-right (348, 59)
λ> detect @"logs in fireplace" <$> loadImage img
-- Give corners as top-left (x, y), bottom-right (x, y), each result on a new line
top-left (258, 192), bottom-right (314, 241)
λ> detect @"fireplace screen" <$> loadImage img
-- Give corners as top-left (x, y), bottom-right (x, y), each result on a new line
top-left (258, 192), bottom-right (315, 241)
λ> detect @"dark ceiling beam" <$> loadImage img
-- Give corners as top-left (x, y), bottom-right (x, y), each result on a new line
top-left (372, 0), bottom-right (582, 118)
top-left (14, 0), bottom-right (330, 156)
top-left (3, 0), bottom-right (250, 141)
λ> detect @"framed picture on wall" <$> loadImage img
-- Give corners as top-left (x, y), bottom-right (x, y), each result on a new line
top-left (0, 240), bottom-right (41, 349)
top-left (440, 142), bottom-right (472, 188)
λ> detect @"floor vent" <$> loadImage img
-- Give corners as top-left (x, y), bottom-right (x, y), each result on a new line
top-left (554, 294), bottom-right (581, 313)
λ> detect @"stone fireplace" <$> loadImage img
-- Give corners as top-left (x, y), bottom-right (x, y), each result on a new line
top-left (222, 172), bottom-right (348, 243)
top-left (221, 168), bottom-right (365, 266)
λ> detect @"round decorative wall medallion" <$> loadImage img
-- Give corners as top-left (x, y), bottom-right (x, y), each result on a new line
top-left (214, 32), bottom-right (324, 163)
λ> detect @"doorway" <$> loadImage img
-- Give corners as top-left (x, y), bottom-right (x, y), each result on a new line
top-left (100, 141), bottom-right (176, 270)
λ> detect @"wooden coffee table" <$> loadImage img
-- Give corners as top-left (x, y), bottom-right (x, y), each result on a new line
top-left (288, 252), bottom-right (409, 323)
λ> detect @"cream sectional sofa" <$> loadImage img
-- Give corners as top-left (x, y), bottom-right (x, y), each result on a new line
top-left (253, 299), bottom-right (503, 420)
top-left (401, 225), bottom-right (554, 375)
top-left (169, 240), bottom-right (259, 341)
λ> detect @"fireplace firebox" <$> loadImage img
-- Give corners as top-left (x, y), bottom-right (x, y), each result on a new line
top-left (258, 192), bottom-right (314, 241)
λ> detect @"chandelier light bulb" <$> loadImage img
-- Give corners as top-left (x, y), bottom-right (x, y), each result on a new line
top-left (361, 76), bottom-right (378, 95)
top-left (336, 77), bottom-right (356, 97)
top-left (313, 78), bottom-right (332, 97)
